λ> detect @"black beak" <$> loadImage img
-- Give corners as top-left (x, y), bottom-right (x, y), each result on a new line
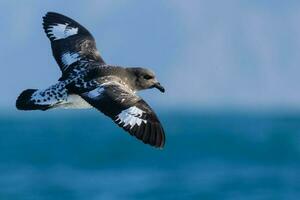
top-left (153, 82), bottom-right (165, 93)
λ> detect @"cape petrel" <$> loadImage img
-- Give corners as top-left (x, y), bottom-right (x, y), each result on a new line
top-left (16, 12), bottom-right (166, 148)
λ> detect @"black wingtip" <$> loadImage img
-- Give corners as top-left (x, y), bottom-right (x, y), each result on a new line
top-left (43, 11), bottom-right (64, 18)
top-left (133, 122), bottom-right (165, 149)
top-left (156, 124), bottom-right (166, 149)
top-left (43, 11), bottom-right (77, 24)
top-left (115, 120), bottom-right (165, 149)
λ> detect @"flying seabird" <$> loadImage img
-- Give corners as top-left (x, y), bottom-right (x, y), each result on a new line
top-left (16, 12), bottom-right (166, 148)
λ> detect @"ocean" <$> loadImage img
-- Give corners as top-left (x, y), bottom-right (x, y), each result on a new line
top-left (0, 109), bottom-right (300, 199)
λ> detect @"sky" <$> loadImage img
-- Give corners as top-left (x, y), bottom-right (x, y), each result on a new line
top-left (1, 0), bottom-right (300, 111)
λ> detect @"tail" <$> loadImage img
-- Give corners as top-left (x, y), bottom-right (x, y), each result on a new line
top-left (16, 89), bottom-right (51, 111)
top-left (16, 82), bottom-right (68, 111)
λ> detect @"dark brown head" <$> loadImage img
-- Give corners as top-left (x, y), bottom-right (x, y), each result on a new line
top-left (127, 67), bottom-right (165, 92)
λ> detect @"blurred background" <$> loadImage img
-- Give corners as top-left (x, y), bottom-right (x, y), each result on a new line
top-left (1, 0), bottom-right (300, 199)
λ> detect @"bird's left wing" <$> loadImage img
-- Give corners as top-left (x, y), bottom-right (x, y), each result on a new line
top-left (42, 12), bottom-right (105, 74)
top-left (80, 82), bottom-right (166, 148)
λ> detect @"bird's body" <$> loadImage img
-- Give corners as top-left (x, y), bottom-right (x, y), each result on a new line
top-left (16, 12), bottom-right (166, 148)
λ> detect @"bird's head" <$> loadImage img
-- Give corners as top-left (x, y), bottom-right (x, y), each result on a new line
top-left (127, 68), bottom-right (165, 93)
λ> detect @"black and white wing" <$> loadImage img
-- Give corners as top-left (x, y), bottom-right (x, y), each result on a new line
top-left (43, 12), bottom-right (105, 74)
top-left (80, 83), bottom-right (166, 148)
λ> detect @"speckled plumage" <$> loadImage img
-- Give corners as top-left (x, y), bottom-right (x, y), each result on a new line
top-left (16, 12), bottom-right (166, 148)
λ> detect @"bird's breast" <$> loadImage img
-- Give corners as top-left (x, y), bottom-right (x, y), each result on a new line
top-left (56, 94), bottom-right (92, 109)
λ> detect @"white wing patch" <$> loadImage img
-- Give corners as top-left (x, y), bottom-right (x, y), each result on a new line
top-left (86, 87), bottom-right (105, 99)
top-left (116, 106), bottom-right (147, 129)
top-left (47, 23), bottom-right (78, 40)
top-left (61, 52), bottom-right (81, 70)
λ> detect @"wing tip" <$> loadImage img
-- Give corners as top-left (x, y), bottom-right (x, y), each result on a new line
top-left (138, 122), bottom-right (166, 149)
top-left (42, 11), bottom-right (71, 27)
top-left (117, 120), bottom-right (166, 149)
top-left (43, 11), bottom-right (64, 19)
top-left (156, 125), bottom-right (166, 149)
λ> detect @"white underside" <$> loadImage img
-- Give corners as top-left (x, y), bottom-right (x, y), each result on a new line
top-left (55, 94), bottom-right (92, 109)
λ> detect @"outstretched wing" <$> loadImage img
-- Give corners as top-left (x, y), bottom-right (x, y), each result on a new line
top-left (43, 12), bottom-right (105, 74)
top-left (80, 83), bottom-right (166, 148)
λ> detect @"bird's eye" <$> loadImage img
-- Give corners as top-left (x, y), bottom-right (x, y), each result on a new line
top-left (143, 75), bottom-right (153, 80)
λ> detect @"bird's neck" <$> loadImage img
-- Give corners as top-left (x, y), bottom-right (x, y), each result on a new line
top-left (92, 65), bottom-right (139, 90)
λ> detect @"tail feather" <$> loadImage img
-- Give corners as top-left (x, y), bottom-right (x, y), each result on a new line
top-left (16, 82), bottom-right (90, 111)
top-left (16, 89), bottom-right (51, 111)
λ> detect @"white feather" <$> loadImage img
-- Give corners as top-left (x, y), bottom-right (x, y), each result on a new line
top-left (61, 52), bottom-right (81, 69)
top-left (31, 83), bottom-right (67, 106)
top-left (48, 23), bottom-right (78, 40)
top-left (31, 90), bottom-right (60, 105)
top-left (87, 87), bottom-right (105, 98)
top-left (116, 106), bottom-right (147, 129)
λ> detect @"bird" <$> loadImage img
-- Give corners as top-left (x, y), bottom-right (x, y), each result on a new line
top-left (16, 12), bottom-right (166, 148)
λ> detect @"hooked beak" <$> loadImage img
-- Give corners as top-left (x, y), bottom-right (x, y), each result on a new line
top-left (153, 82), bottom-right (165, 93)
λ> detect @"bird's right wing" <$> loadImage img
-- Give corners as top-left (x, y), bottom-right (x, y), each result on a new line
top-left (43, 12), bottom-right (105, 74)
top-left (80, 82), bottom-right (166, 148)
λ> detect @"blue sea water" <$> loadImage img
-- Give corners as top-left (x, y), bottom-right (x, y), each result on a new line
top-left (1, 109), bottom-right (300, 200)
